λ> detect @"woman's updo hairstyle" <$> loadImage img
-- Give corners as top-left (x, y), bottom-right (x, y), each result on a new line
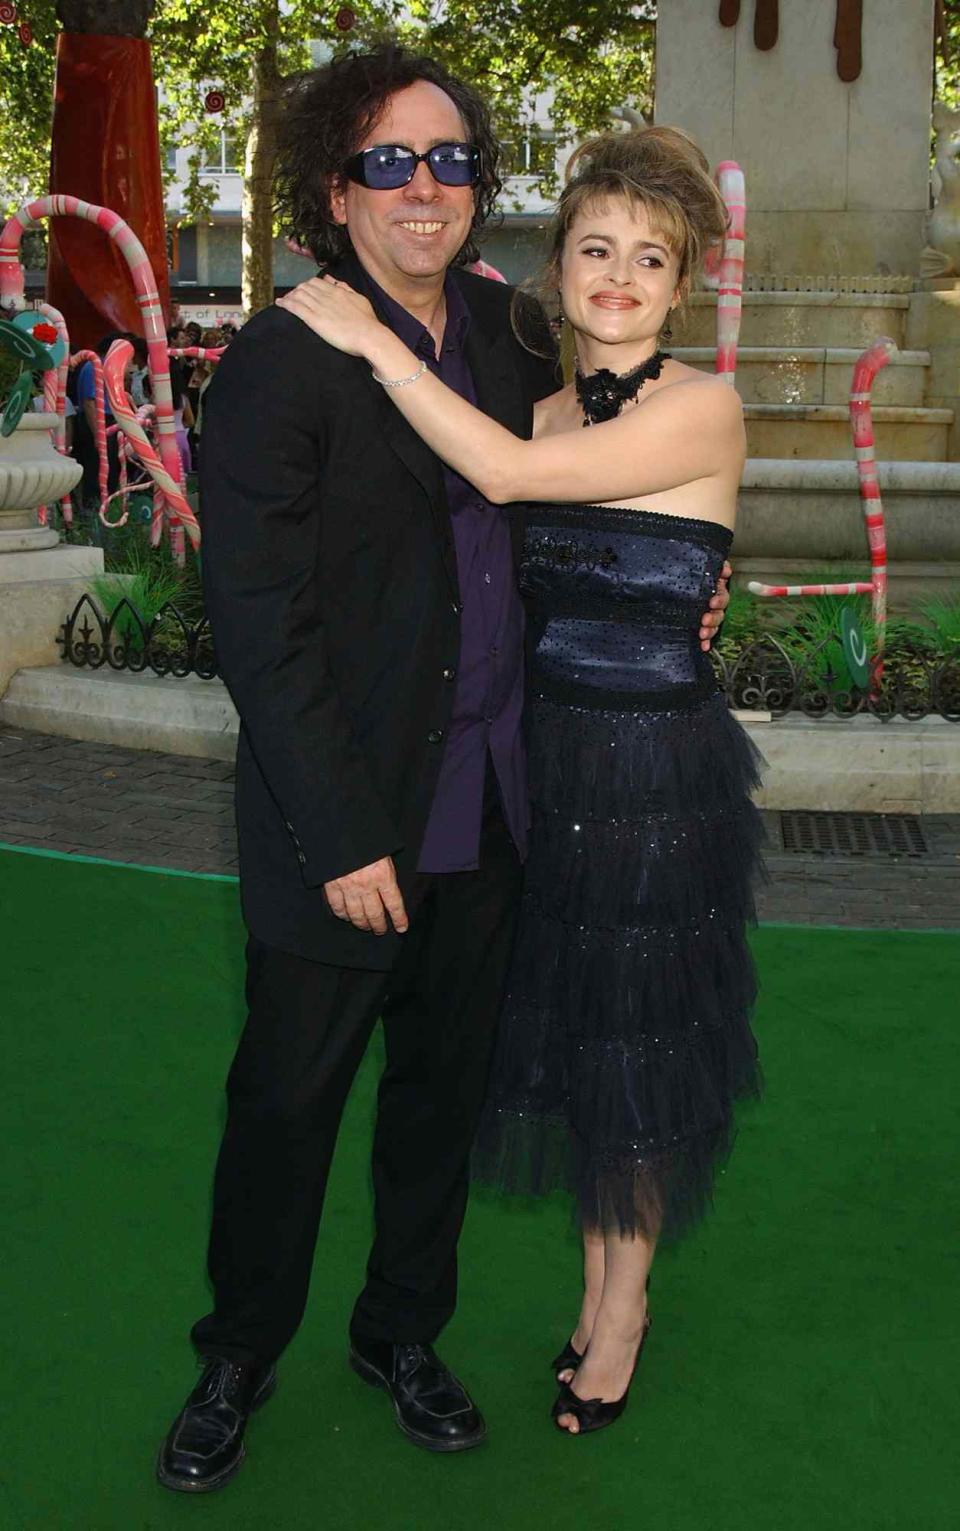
top-left (542, 125), bottom-right (729, 317)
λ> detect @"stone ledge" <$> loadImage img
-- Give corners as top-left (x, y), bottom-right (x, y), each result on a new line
top-left (689, 291), bottom-right (911, 309)
top-left (743, 404), bottom-right (953, 423)
top-left (0, 667), bottom-right (239, 762)
top-left (1, 667), bottom-right (957, 813)
top-left (740, 458), bottom-right (960, 490)
top-left (743, 714), bottom-right (960, 814)
top-left (674, 346), bottom-right (930, 365)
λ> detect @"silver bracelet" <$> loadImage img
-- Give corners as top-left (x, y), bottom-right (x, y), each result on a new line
top-left (371, 358), bottom-right (427, 389)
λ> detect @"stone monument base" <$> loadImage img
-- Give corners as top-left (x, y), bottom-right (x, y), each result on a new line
top-left (0, 544), bottom-right (105, 697)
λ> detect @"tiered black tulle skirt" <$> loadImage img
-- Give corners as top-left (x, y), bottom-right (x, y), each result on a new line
top-left (474, 690), bottom-right (764, 1240)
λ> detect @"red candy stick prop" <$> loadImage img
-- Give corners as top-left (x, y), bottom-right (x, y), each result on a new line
top-left (713, 163), bottom-right (746, 385)
top-left (748, 337), bottom-right (895, 685)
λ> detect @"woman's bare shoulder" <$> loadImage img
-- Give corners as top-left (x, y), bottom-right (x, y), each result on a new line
top-left (533, 383), bottom-right (578, 439)
top-left (645, 368), bottom-right (744, 425)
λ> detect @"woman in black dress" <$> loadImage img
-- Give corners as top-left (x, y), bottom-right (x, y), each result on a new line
top-left (279, 125), bottom-right (762, 1437)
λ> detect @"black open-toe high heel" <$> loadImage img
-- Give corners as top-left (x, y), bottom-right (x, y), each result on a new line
top-left (551, 1316), bottom-right (651, 1436)
top-left (549, 1339), bottom-right (583, 1382)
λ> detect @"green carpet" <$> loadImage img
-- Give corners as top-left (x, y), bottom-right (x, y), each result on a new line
top-left (1, 846), bottom-right (957, 1530)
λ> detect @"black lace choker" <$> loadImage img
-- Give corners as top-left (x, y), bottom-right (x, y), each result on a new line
top-left (575, 350), bottom-right (670, 427)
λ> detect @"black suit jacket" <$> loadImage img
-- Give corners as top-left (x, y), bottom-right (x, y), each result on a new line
top-left (200, 254), bottom-right (558, 968)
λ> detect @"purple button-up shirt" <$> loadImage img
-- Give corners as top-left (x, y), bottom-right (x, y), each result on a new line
top-left (359, 268), bottom-right (528, 872)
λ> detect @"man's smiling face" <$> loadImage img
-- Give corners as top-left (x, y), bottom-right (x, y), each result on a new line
top-left (330, 79), bottom-right (477, 296)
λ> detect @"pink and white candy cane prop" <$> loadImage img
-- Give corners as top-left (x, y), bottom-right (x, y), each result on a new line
top-left (168, 346), bottom-right (225, 364)
top-left (713, 162), bottom-right (745, 385)
top-left (69, 349), bottom-right (109, 519)
top-left (37, 300), bottom-right (73, 525)
top-left (748, 337), bottom-right (895, 685)
top-left (102, 339), bottom-right (199, 551)
top-left (0, 194), bottom-right (189, 560)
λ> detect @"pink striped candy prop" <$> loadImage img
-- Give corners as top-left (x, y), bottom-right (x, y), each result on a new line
top-left (168, 346), bottom-right (225, 363)
top-left (0, 194), bottom-right (188, 559)
top-left (102, 338), bottom-right (200, 550)
top-left (713, 162), bottom-right (746, 385)
top-left (35, 301), bottom-right (73, 525)
top-left (850, 337), bottom-right (893, 653)
top-left (748, 337), bottom-right (896, 686)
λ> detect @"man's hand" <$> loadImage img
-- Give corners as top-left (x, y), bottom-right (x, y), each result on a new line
top-left (324, 856), bottom-right (409, 935)
top-left (699, 559), bottom-right (732, 652)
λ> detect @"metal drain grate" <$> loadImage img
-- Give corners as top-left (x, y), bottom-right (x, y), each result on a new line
top-left (780, 811), bottom-right (928, 858)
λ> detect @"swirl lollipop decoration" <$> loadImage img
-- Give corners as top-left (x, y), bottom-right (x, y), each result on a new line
top-left (0, 194), bottom-right (192, 560)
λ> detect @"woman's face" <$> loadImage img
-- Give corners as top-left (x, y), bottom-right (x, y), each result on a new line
top-left (559, 196), bottom-right (681, 353)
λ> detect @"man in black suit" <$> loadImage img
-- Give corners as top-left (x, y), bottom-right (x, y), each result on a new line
top-left (158, 45), bottom-right (727, 1492)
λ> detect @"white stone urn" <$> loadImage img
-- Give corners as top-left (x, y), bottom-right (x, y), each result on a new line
top-left (0, 412), bottom-right (82, 552)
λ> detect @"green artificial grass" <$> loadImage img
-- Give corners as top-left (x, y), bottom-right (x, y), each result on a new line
top-left (1, 845), bottom-right (957, 1530)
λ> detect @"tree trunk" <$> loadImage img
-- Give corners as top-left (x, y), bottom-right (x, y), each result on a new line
top-left (242, 5), bottom-right (281, 317)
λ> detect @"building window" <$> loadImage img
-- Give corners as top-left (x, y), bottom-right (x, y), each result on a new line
top-left (201, 132), bottom-right (241, 175)
top-left (501, 133), bottom-right (556, 180)
top-left (169, 224), bottom-right (198, 283)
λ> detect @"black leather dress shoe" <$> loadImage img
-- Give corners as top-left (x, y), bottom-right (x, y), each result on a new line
top-left (156, 1357), bottom-right (277, 1493)
top-left (349, 1336), bottom-right (486, 1452)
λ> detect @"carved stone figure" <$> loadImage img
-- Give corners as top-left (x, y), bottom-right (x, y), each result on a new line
top-left (922, 101), bottom-right (960, 280)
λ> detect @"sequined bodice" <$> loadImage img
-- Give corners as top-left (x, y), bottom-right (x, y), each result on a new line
top-left (520, 504), bottom-right (732, 710)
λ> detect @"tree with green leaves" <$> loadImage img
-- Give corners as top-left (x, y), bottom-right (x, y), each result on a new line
top-left (402, 0), bottom-right (655, 195)
top-left (1, 1), bottom-right (659, 313)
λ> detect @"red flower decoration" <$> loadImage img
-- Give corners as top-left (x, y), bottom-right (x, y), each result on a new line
top-left (0, 4), bottom-right (18, 26)
top-left (32, 322), bottom-right (58, 345)
top-left (18, 19), bottom-right (31, 45)
top-left (204, 88), bottom-right (225, 114)
top-left (335, 7), bottom-right (356, 31)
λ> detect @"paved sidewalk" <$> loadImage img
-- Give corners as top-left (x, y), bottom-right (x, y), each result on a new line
top-left (2, 725), bottom-right (959, 929)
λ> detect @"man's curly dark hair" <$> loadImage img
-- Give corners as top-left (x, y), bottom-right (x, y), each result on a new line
top-left (274, 43), bottom-right (504, 267)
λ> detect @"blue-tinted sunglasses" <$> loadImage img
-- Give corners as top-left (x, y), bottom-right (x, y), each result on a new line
top-left (343, 142), bottom-right (482, 190)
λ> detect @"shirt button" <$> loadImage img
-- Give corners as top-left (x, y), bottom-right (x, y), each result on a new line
top-left (428, 728), bottom-right (444, 744)
top-left (484, 571), bottom-right (491, 584)
top-left (442, 667), bottom-right (456, 681)
top-left (296, 851), bottom-right (306, 866)
top-left (451, 601), bottom-right (461, 615)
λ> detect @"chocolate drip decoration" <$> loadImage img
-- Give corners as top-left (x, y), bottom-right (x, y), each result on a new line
top-left (718, 0), bottom-right (741, 25)
top-left (754, 0), bottom-right (778, 50)
top-left (834, 0), bottom-right (862, 82)
top-left (575, 352), bottom-right (670, 428)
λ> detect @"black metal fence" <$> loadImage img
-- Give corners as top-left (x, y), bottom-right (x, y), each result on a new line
top-left (58, 594), bottom-right (217, 679)
top-left (58, 597), bottom-right (960, 722)
top-left (710, 635), bottom-right (960, 722)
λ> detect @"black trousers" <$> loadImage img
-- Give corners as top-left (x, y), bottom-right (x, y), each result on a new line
top-left (191, 788), bottom-right (522, 1366)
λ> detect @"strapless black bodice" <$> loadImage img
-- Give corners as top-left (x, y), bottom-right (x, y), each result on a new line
top-left (474, 504), bottom-right (763, 1240)
top-left (520, 503), bottom-right (732, 711)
